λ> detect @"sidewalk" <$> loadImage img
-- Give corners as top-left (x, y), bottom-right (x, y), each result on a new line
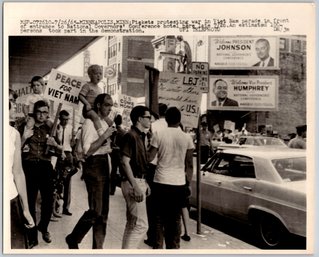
top-left (32, 171), bottom-right (257, 251)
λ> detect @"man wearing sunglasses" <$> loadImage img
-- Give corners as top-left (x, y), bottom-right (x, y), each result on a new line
top-left (120, 105), bottom-right (152, 248)
top-left (21, 100), bottom-right (62, 248)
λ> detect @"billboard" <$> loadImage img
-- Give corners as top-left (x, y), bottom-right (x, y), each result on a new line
top-left (207, 75), bottom-right (279, 111)
top-left (209, 36), bottom-right (279, 69)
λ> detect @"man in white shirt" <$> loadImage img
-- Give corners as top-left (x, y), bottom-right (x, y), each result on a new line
top-left (65, 94), bottom-right (116, 249)
top-left (144, 103), bottom-right (167, 247)
top-left (55, 110), bottom-right (75, 216)
top-left (148, 107), bottom-right (194, 249)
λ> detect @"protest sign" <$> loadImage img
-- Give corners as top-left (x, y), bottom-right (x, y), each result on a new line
top-left (117, 94), bottom-right (139, 127)
top-left (224, 120), bottom-right (236, 132)
top-left (44, 69), bottom-right (87, 108)
top-left (191, 62), bottom-right (209, 92)
top-left (158, 72), bottom-right (202, 128)
top-left (11, 84), bottom-right (33, 118)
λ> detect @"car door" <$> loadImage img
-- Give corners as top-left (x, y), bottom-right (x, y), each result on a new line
top-left (214, 154), bottom-right (257, 222)
top-left (192, 153), bottom-right (223, 213)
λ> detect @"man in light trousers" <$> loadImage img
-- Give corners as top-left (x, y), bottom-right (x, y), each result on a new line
top-left (120, 105), bottom-right (152, 248)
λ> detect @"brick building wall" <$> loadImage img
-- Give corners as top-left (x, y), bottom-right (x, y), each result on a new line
top-left (122, 36), bottom-right (154, 97)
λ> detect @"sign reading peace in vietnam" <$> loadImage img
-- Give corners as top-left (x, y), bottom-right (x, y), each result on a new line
top-left (44, 69), bottom-right (87, 108)
top-left (158, 72), bottom-right (202, 128)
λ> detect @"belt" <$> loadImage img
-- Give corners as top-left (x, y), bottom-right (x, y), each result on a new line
top-left (135, 174), bottom-right (146, 179)
top-left (25, 158), bottom-right (46, 163)
top-left (87, 154), bottom-right (109, 159)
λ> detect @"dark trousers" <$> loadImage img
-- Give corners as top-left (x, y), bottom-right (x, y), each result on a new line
top-left (145, 164), bottom-right (156, 244)
top-left (153, 182), bottom-right (184, 249)
top-left (22, 160), bottom-right (54, 243)
top-left (62, 174), bottom-right (72, 211)
top-left (11, 196), bottom-right (28, 249)
top-left (110, 149), bottom-right (120, 194)
top-left (200, 145), bottom-right (210, 164)
top-left (61, 151), bottom-right (74, 211)
top-left (68, 155), bottom-right (110, 249)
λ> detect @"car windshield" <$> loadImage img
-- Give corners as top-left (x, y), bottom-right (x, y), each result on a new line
top-left (239, 137), bottom-right (286, 146)
top-left (272, 157), bottom-right (306, 182)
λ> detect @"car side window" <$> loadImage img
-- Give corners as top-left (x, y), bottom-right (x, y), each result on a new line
top-left (212, 154), bottom-right (255, 178)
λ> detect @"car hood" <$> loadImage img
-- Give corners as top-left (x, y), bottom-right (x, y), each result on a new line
top-left (281, 180), bottom-right (306, 193)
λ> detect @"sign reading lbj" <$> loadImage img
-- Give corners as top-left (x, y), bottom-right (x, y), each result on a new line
top-left (44, 69), bottom-right (86, 108)
top-left (158, 72), bottom-right (202, 128)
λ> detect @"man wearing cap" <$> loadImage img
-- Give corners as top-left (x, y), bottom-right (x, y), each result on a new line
top-left (288, 125), bottom-right (307, 149)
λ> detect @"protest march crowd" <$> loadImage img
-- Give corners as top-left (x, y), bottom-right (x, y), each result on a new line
top-left (8, 65), bottom-right (195, 250)
top-left (8, 64), bottom-right (307, 250)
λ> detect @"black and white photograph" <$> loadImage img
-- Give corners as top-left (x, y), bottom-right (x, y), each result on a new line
top-left (3, 2), bottom-right (315, 255)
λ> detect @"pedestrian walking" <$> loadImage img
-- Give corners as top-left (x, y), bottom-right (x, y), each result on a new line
top-left (110, 114), bottom-right (126, 195)
top-left (199, 122), bottom-right (213, 164)
top-left (21, 100), bottom-right (63, 247)
top-left (148, 107), bottom-right (194, 249)
top-left (55, 110), bottom-right (76, 216)
top-left (8, 98), bottom-right (35, 249)
top-left (65, 94), bottom-right (116, 249)
top-left (120, 105), bottom-right (152, 249)
top-left (144, 103), bottom-right (167, 248)
top-left (288, 125), bottom-right (307, 149)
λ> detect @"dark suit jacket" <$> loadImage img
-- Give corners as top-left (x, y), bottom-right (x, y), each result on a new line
top-left (211, 98), bottom-right (239, 107)
top-left (253, 57), bottom-right (274, 67)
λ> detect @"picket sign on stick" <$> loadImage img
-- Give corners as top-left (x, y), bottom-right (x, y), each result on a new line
top-left (72, 107), bottom-right (76, 146)
top-left (45, 102), bottom-right (63, 155)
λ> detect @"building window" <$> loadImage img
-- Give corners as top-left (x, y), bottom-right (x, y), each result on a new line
top-left (118, 42), bottom-right (121, 52)
top-left (108, 44), bottom-right (117, 58)
top-left (107, 84), bottom-right (116, 95)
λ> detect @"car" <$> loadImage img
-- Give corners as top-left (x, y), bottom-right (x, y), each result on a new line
top-left (236, 135), bottom-right (287, 147)
top-left (212, 136), bottom-right (288, 151)
top-left (190, 147), bottom-right (306, 249)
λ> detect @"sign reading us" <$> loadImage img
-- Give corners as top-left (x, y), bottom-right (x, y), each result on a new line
top-left (158, 72), bottom-right (202, 128)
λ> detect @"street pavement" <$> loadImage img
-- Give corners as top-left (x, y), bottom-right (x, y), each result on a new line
top-left (30, 170), bottom-right (257, 252)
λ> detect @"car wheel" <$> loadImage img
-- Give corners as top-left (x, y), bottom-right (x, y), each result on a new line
top-left (256, 214), bottom-right (287, 249)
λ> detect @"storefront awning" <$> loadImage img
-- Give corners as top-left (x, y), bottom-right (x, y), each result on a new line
top-left (9, 36), bottom-right (98, 85)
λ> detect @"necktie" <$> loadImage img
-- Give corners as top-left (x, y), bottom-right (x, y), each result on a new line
top-left (62, 127), bottom-right (65, 146)
top-left (261, 61), bottom-right (265, 67)
top-left (219, 102), bottom-right (222, 106)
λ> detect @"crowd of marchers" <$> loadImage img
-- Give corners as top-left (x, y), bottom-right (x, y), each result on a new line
top-left (8, 65), bottom-right (195, 250)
